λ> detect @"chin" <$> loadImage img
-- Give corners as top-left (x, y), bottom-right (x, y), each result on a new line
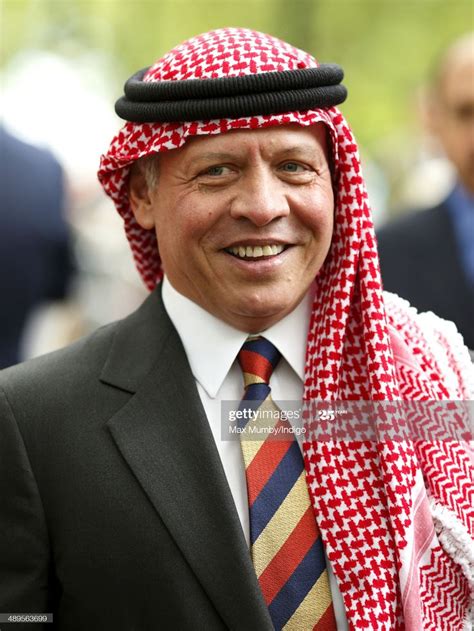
top-left (233, 296), bottom-right (295, 321)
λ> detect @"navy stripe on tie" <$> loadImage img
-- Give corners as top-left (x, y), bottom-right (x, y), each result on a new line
top-left (244, 338), bottom-right (280, 367)
top-left (243, 382), bottom-right (270, 401)
top-left (237, 386), bottom-right (268, 430)
top-left (268, 536), bottom-right (326, 630)
top-left (250, 440), bottom-right (302, 544)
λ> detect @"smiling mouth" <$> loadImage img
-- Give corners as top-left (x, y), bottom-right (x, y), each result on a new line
top-left (224, 244), bottom-right (290, 260)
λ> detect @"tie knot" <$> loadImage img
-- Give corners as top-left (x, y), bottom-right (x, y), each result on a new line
top-left (237, 336), bottom-right (281, 388)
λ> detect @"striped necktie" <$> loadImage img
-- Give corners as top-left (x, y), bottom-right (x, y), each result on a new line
top-left (237, 336), bottom-right (337, 631)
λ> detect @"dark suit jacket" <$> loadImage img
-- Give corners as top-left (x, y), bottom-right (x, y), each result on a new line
top-left (0, 127), bottom-right (74, 368)
top-left (377, 200), bottom-right (474, 349)
top-left (0, 288), bottom-right (273, 631)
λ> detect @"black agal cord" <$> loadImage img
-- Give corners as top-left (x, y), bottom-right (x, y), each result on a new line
top-left (115, 64), bottom-right (347, 123)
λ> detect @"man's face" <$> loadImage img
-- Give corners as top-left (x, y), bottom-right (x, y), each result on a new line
top-left (130, 124), bottom-right (334, 332)
top-left (430, 51), bottom-right (474, 194)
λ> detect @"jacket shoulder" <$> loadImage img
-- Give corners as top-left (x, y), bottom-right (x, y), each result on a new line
top-left (377, 202), bottom-right (448, 245)
top-left (0, 320), bottom-right (119, 399)
top-left (0, 288), bottom-right (166, 421)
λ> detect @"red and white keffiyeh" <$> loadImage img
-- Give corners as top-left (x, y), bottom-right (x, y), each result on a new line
top-left (98, 28), bottom-right (474, 630)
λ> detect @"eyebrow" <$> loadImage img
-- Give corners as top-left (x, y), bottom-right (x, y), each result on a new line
top-left (277, 145), bottom-right (324, 158)
top-left (193, 152), bottom-right (239, 162)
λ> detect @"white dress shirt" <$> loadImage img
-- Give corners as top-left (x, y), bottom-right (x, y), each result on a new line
top-left (162, 276), bottom-right (348, 630)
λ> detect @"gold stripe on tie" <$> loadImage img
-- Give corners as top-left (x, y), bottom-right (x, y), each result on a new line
top-left (252, 471), bottom-right (309, 576)
top-left (243, 372), bottom-right (266, 385)
top-left (282, 570), bottom-right (333, 630)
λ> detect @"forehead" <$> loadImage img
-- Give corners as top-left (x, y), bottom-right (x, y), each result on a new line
top-left (173, 123), bottom-right (329, 162)
top-left (439, 51), bottom-right (474, 103)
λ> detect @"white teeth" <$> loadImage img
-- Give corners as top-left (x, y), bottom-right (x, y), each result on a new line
top-left (227, 244), bottom-right (285, 259)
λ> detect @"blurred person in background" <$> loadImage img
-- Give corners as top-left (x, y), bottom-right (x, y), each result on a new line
top-left (0, 126), bottom-right (75, 368)
top-left (0, 29), bottom-right (472, 631)
top-left (377, 33), bottom-right (474, 349)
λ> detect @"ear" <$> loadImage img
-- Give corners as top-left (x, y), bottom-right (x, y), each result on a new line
top-left (128, 162), bottom-right (156, 230)
top-left (419, 85), bottom-right (441, 136)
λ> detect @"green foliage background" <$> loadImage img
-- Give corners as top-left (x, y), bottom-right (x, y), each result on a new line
top-left (1, 0), bottom-right (473, 150)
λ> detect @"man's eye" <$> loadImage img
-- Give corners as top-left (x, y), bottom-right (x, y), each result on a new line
top-left (452, 104), bottom-right (474, 123)
top-left (280, 162), bottom-right (306, 173)
top-left (203, 165), bottom-right (230, 176)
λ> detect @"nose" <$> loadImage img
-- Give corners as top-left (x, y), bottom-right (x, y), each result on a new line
top-left (229, 168), bottom-right (290, 226)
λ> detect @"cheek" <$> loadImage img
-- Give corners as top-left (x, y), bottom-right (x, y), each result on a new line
top-left (299, 189), bottom-right (334, 238)
top-left (156, 210), bottom-right (222, 279)
top-left (154, 204), bottom-right (202, 247)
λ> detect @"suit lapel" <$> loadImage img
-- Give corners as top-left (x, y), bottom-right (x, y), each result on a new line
top-left (102, 287), bottom-right (273, 630)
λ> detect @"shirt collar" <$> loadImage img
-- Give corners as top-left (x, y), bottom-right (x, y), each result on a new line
top-left (445, 182), bottom-right (474, 285)
top-left (162, 276), bottom-right (314, 398)
top-left (445, 182), bottom-right (474, 218)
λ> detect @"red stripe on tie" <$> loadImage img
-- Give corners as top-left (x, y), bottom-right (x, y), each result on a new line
top-left (313, 600), bottom-right (338, 630)
top-left (239, 349), bottom-right (274, 383)
top-left (246, 430), bottom-right (292, 507)
top-left (258, 506), bottom-right (319, 605)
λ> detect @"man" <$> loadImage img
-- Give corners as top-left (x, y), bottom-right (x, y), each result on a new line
top-left (377, 33), bottom-right (474, 349)
top-left (0, 127), bottom-right (74, 368)
top-left (0, 29), bottom-right (472, 631)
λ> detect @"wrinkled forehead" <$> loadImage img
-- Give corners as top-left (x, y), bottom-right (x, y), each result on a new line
top-left (167, 122), bottom-right (331, 163)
